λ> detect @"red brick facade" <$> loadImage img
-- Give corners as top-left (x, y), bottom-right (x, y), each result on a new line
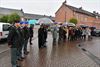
top-left (55, 3), bottom-right (100, 29)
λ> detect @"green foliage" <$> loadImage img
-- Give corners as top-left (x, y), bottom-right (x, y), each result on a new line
top-left (0, 15), bottom-right (9, 23)
top-left (0, 13), bottom-right (20, 23)
top-left (69, 18), bottom-right (78, 24)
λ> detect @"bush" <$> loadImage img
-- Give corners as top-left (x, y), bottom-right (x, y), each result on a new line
top-left (0, 13), bottom-right (20, 23)
top-left (69, 18), bottom-right (78, 25)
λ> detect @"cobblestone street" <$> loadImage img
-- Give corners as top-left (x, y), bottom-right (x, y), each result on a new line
top-left (0, 33), bottom-right (100, 67)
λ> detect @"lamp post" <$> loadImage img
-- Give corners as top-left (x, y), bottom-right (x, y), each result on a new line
top-left (63, 0), bottom-right (66, 23)
top-left (65, 11), bottom-right (66, 22)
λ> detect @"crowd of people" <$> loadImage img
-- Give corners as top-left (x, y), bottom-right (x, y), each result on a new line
top-left (7, 20), bottom-right (93, 67)
top-left (37, 23), bottom-right (93, 49)
top-left (50, 23), bottom-right (93, 43)
top-left (8, 20), bottom-right (34, 67)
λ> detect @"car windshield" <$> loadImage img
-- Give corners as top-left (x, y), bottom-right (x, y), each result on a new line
top-left (3, 24), bottom-right (10, 31)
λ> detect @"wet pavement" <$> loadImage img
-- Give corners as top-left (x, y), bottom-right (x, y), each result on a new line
top-left (0, 33), bottom-right (100, 67)
top-left (21, 35), bottom-right (99, 67)
top-left (0, 25), bottom-right (100, 67)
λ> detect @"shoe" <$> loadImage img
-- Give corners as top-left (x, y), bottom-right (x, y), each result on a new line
top-left (24, 51), bottom-right (29, 55)
top-left (21, 57), bottom-right (25, 59)
top-left (43, 45), bottom-right (47, 47)
top-left (17, 65), bottom-right (21, 67)
top-left (17, 58), bottom-right (23, 61)
top-left (30, 43), bottom-right (32, 45)
top-left (26, 52), bottom-right (29, 55)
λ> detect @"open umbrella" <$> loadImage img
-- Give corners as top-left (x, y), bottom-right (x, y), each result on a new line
top-left (67, 23), bottom-right (75, 26)
top-left (62, 22), bottom-right (75, 26)
top-left (80, 24), bottom-right (88, 28)
top-left (19, 21), bottom-right (28, 24)
top-left (28, 19), bottom-right (37, 24)
top-left (37, 18), bottom-right (53, 25)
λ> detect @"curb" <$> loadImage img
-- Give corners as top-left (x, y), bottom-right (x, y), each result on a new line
top-left (0, 48), bottom-right (9, 54)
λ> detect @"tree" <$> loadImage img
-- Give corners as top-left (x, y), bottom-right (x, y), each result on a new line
top-left (8, 13), bottom-right (20, 23)
top-left (69, 18), bottom-right (78, 25)
top-left (0, 15), bottom-right (9, 23)
top-left (0, 13), bottom-right (20, 23)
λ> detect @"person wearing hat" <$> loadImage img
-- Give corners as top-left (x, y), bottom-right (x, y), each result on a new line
top-left (8, 20), bottom-right (21, 67)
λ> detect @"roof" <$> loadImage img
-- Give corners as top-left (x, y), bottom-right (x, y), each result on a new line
top-left (24, 13), bottom-right (55, 20)
top-left (55, 3), bottom-right (100, 18)
top-left (0, 7), bottom-right (24, 16)
top-left (65, 4), bottom-right (100, 18)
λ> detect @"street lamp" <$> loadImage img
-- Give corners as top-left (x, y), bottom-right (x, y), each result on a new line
top-left (64, 0), bottom-right (67, 22)
top-left (65, 11), bottom-right (66, 22)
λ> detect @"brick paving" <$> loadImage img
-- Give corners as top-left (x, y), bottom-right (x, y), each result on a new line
top-left (0, 43), bottom-right (9, 53)
top-left (81, 37), bottom-right (100, 59)
top-left (20, 34), bottom-right (99, 67)
top-left (0, 33), bottom-right (100, 67)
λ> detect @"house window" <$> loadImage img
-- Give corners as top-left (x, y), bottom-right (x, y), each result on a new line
top-left (76, 14), bottom-right (79, 19)
top-left (73, 12), bottom-right (76, 16)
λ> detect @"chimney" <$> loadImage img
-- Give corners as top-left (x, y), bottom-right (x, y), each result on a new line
top-left (93, 11), bottom-right (96, 14)
top-left (49, 15), bottom-right (52, 17)
top-left (96, 12), bottom-right (99, 14)
top-left (63, 0), bottom-right (67, 5)
top-left (21, 8), bottom-right (23, 11)
top-left (79, 7), bottom-right (82, 10)
top-left (44, 15), bottom-right (46, 17)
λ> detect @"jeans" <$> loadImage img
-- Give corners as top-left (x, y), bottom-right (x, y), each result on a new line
top-left (11, 48), bottom-right (17, 67)
top-left (23, 39), bottom-right (28, 54)
top-left (17, 46), bottom-right (23, 59)
top-left (29, 37), bottom-right (33, 44)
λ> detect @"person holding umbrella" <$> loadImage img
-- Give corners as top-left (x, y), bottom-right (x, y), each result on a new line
top-left (38, 24), bottom-right (45, 48)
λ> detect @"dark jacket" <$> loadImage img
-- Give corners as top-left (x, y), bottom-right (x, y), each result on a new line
top-left (38, 28), bottom-right (45, 44)
top-left (8, 26), bottom-right (22, 48)
top-left (59, 27), bottom-right (63, 37)
top-left (23, 26), bottom-right (30, 40)
top-left (29, 27), bottom-right (33, 37)
top-left (43, 28), bottom-right (47, 39)
top-left (18, 27), bottom-right (24, 45)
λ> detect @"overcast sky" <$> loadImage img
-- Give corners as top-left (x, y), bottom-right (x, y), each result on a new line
top-left (0, 0), bottom-right (100, 16)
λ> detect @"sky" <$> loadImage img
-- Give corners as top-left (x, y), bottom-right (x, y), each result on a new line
top-left (0, 0), bottom-right (100, 16)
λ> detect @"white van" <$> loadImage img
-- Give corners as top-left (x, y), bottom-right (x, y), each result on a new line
top-left (0, 22), bottom-right (11, 40)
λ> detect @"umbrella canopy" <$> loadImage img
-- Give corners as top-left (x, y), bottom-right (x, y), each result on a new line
top-left (80, 24), bottom-right (88, 28)
top-left (89, 26), bottom-right (96, 29)
top-left (67, 23), bottom-right (75, 26)
top-left (37, 18), bottom-right (53, 25)
top-left (53, 22), bottom-right (58, 24)
top-left (28, 19), bottom-right (37, 24)
top-left (62, 22), bottom-right (75, 26)
top-left (62, 23), bottom-right (68, 26)
top-left (19, 21), bottom-right (28, 24)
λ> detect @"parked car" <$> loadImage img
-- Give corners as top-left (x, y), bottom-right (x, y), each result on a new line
top-left (93, 29), bottom-right (100, 36)
top-left (0, 22), bottom-right (11, 40)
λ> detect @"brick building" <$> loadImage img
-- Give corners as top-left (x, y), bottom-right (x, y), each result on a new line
top-left (55, 1), bottom-right (100, 29)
